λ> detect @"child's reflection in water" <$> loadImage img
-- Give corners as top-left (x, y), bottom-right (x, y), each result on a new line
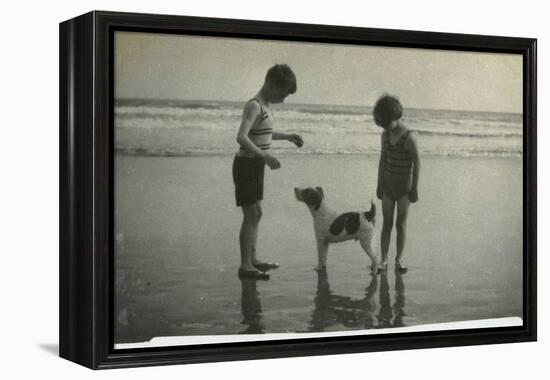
top-left (239, 278), bottom-right (265, 334)
top-left (378, 271), bottom-right (406, 328)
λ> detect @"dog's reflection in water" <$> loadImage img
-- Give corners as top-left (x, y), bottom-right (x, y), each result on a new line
top-left (239, 278), bottom-right (265, 334)
top-left (310, 269), bottom-right (406, 332)
top-left (309, 269), bottom-right (379, 332)
top-left (378, 271), bottom-right (406, 328)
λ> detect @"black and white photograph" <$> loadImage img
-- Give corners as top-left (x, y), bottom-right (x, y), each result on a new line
top-left (113, 31), bottom-right (524, 348)
top-left (4, 0), bottom-right (548, 377)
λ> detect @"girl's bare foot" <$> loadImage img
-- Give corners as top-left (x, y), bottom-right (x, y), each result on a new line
top-left (395, 261), bottom-right (408, 274)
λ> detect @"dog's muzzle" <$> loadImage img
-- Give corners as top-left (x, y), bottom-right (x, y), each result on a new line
top-left (294, 187), bottom-right (303, 201)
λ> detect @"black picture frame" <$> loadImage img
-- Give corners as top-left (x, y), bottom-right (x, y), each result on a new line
top-left (59, 10), bottom-right (537, 369)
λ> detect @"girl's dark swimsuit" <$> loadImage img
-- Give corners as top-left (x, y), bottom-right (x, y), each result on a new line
top-left (381, 130), bottom-right (414, 201)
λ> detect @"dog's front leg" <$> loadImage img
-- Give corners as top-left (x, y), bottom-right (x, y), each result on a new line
top-left (315, 239), bottom-right (329, 271)
top-left (360, 238), bottom-right (380, 274)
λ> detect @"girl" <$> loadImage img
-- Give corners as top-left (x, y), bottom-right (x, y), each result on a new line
top-left (374, 94), bottom-right (420, 273)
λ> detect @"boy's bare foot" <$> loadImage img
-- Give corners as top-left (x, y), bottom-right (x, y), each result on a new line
top-left (379, 261), bottom-right (388, 272)
top-left (253, 262), bottom-right (279, 272)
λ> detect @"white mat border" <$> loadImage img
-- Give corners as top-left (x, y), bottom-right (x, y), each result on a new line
top-left (115, 317), bottom-right (523, 349)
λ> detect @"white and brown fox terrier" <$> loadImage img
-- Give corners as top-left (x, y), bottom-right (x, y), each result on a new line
top-left (294, 187), bottom-right (380, 274)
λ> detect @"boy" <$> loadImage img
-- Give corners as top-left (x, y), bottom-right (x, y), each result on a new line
top-left (233, 64), bottom-right (304, 280)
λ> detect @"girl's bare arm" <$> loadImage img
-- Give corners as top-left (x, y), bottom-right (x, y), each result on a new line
top-left (377, 133), bottom-right (386, 199)
top-left (406, 133), bottom-right (421, 201)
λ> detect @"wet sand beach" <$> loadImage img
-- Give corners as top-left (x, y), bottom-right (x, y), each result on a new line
top-left (114, 154), bottom-right (522, 344)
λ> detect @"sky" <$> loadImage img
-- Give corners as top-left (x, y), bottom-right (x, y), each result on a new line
top-left (114, 31), bottom-right (523, 113)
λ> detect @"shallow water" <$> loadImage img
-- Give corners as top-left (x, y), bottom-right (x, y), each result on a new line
top-left (114, 154), bottom-right (522, 344)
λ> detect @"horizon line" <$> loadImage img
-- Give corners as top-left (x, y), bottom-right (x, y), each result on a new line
top-left (114, 96), bottom-right (522, 115)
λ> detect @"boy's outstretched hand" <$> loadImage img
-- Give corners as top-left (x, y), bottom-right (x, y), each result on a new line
top-left (288, 134), bottom-right (304, 147)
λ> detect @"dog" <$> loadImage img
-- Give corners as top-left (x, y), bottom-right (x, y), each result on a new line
top-left (294, 186), bottom-right (379, 273)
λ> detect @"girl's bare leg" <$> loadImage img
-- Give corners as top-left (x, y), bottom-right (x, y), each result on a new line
top-left (395, 195), bottom-right (411, 268)
top-left (381, 193), bottom-right (396, 269)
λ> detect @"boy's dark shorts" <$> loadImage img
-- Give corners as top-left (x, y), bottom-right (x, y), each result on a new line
top-left (232, 156), bottom-right (265, 207)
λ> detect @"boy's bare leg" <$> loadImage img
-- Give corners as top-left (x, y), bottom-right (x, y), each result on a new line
top-left (250, 202), bottom-right (263, 265)
top-left (380, 194), bottom-right (396, 269)
top-left (239, 203), bottom-right (262, 271)
top-left (395, 195), bottom-right (411, 266)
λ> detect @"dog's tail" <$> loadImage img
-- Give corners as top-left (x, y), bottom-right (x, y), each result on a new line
top-left (364, 200), bottom-right (376, 225)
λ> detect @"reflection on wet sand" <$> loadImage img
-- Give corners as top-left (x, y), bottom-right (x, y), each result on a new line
top-left (239, 278), bottom-right (265, 334)
top-left (239, 269), bottom-right (406, 334)
top-left (393, 271), bottom-right (406, 327)
top-left (309, 269), bottom-right (406, 332)
top-left (309, 269), bottom-right (379, 331)
top-left (378, 271), bottom-right (406, 328)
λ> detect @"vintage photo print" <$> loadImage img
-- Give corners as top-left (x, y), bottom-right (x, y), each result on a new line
top-left (113, 31), bottom-right (523, 348)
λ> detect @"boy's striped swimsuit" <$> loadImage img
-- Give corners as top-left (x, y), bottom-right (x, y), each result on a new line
top-left (233, 98), bottom-right (272, 206)
top-left (239, 98), bottom-right (272, 155)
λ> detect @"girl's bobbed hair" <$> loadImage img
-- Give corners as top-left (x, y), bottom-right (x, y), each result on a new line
top-left (373, 94), bottom-right (403, 127)
top-left (265, 64), bottom-right (297, 94)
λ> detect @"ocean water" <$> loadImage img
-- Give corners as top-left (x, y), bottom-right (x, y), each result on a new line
top-left (115, 98), bottom-right (523, 157)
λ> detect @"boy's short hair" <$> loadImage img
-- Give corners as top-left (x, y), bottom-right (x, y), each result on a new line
top-left (373, 94), bottom-right (403, 127)
top-left (265, 64), bottom-right (297, 94)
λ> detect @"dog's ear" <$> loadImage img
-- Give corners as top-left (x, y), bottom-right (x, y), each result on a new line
top-left (316, 187), bottom-right (324, 200)
top-left (304, 188), bottom-right (322, 210)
